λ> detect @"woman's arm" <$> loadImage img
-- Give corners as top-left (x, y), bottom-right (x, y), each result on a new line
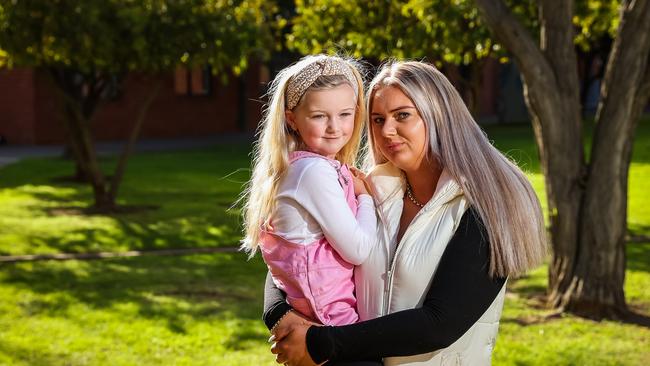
top-left (304, 209), bottom-right (507, 363)
top-left (263, 271), bottom-right (293, 330)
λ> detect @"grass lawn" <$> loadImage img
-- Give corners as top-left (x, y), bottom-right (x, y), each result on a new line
top-left (0, 143), bottom-right (251, 256)
top-left (0, 122), bottom-right (649, 365)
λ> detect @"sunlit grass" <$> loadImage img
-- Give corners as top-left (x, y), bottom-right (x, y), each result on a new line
top-left (0, 144), bottom-right (252, 256)
top-left (0, 253), bottom-right (272, 365)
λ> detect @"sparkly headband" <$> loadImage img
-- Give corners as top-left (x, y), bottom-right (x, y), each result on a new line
top-left (285, 59), bottom-right (357, 110)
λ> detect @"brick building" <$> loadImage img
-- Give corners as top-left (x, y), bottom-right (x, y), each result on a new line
top-left (0, 65), bottom-right (268, 145)
top-left (0, 58), bottom-right (529, 146)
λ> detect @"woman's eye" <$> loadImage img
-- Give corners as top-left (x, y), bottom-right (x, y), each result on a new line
top-left (372, 117), bottom-right (385, 124)
top-left (396, 112), bottom-right (410, 120)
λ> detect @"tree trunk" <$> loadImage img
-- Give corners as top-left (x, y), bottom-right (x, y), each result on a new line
top-left (566, 0), bottom-right (650, 318)
top-left (66, 98), bottom-right (113, 211)
top-left (474, 0), bottom-right (650, 319)
top-left (107, 79), bottom-right (162, 202)
top-left (50, 68), bottom-right (115, 211)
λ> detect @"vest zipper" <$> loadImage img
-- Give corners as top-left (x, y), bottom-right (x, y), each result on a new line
top-left (383, 186), bottom-right (461, 314)
top-left (374, 200), bottom-right (393, 316)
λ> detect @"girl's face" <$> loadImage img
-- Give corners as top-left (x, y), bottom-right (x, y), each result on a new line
top-left (370, 86), bottom-right (429, 172)
top-left (285, 84), bottom-right (356, 159)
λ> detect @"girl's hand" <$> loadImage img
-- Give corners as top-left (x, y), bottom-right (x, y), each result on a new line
top-left (350, 167), bottom-right (369, 196)
top-left (270, 323), bottom-right (321, 366)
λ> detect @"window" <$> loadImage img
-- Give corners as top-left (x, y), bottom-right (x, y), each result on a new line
top-left (174, 65), bottom-right (212, 96)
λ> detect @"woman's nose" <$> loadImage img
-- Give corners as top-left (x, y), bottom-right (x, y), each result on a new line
top-left (381, 118), bottom-right (397, 137)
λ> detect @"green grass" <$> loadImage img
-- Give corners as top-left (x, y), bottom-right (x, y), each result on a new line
top-left (0, 144), bottom-right (252, 256)
top-left (0, 253), bottom-right (272, 365)
top-left (1, 122), bottom-right (649, 365)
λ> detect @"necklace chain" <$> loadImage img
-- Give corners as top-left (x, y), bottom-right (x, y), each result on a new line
top-left (405, 182), bottom-right (425, 208)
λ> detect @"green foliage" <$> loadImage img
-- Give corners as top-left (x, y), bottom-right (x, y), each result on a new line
top-left (574, 0), bottom-right (620, 52)
top-left (0, 0), bottom-right (275, 73)
top-left (288, 0), bottom-right (497, 64)
top-left (287, 0), bottom-right (618, 64)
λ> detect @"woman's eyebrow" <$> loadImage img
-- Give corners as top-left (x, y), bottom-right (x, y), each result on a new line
top-left (389, 106), bottom-right (416, 113)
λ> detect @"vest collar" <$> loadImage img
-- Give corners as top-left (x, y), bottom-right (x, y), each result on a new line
top-left (367, 162), bottom-right (463, 211)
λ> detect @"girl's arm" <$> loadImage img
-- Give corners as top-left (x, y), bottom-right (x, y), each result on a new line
top-left (290, 159), bottom-right (377, 265)
top-left (303, 209), bottom-right (506, 363)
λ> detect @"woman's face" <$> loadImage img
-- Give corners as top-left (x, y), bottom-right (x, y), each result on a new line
top-left (370, 86), bottom-right (429, 172)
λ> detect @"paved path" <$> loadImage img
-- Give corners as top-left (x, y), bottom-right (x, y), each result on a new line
top-left (0, 246), bottom-right (241, 263)
top-left (0, 134), bottom-right (254, 168)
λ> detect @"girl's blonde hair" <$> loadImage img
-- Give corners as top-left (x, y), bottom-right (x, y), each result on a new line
top-left (241, 55), bottom-right (366, 255)
top-left (365, 61), bottom-right (547, 277)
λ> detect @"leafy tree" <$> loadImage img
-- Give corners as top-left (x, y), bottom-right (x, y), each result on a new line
top-left (0, 0), bottom-right (274, 211)
top-left (474, 0), bottom-right (650, 319)
top-left (287, 0), bottom-right (501, 114)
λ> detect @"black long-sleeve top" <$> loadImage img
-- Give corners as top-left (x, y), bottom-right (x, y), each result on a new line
top-left (263, 209), bottom-right (507, 363)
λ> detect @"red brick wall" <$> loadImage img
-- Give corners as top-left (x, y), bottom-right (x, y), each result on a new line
top-left (0, 68), bottom-right (36, 144)
top-left (33, 70), bottom-right (66, 144)
top-left (0, 65), bottom-right (266, 145)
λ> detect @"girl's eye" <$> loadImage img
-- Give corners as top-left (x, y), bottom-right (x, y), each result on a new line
top-left (396, 112), bottom-right (410, 120)
top-left (340, 112), bottom-right (353, 118)
top-left (372, 117), bottom-right (385, 124)
top-left (311, 114), bottom-right (325, 119)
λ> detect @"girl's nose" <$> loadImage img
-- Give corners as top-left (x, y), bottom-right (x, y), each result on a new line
top-left (327, 117), bottom-right (340, 132)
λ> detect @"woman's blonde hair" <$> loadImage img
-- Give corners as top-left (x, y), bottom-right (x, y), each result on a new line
top-left (365, 61), bottom-right (547, 277)
top-left (240, 55), bottom-right (366, 255)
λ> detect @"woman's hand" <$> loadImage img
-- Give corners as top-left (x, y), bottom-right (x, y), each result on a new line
top-left (271, 323), bottom-right (321, 366)
top-left (270, 310), bottom-right (314, 342)
top-left (350, 167), bottom-right (369, 196)
top-left (269, 311), bottom-right (321, 365)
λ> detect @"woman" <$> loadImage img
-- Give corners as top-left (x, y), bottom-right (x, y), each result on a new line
top-left (264, 60), bottom-right (547, 365)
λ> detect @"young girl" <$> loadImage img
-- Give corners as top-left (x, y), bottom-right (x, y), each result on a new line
top-left (241, 55), bottom-right (377, 328)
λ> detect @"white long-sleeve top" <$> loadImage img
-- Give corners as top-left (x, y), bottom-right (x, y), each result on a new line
top-left (270, 157), bottom-right (378, 266)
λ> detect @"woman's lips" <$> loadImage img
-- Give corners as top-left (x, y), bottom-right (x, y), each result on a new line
top-left (386, 142), bottom-right (404, 152)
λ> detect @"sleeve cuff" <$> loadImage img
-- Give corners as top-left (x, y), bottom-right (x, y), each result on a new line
top-left (263, 302), bottom-right (293, 330)
top-left (357, 194), bottom-right (373, 203)
top-left (306, 325), bottom-right (335, 364)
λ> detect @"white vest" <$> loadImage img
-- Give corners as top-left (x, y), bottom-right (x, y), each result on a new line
top-left (354, 162), bottom-right (506, 366)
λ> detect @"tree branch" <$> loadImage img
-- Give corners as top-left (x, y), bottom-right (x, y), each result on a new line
top-left (473, 0), bottom-right (554, 91)
top-left (596, 0), bottom-right (650, 129)
top-left (539, 0), bottom-right (581, 115)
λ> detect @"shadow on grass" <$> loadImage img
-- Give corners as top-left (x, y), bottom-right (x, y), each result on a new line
top-left (1, 252), bottom-right (266, 334)
top-left (621, 311), bottom-right (650, 328)
top-left (0, 187), bottom-right (245, 256)
top-left (0, 147), bottom-right (250, 256)
top-left (627, 242), bottom-right (650, 273)
top-left (0, 340), bottom-right (69, 365)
